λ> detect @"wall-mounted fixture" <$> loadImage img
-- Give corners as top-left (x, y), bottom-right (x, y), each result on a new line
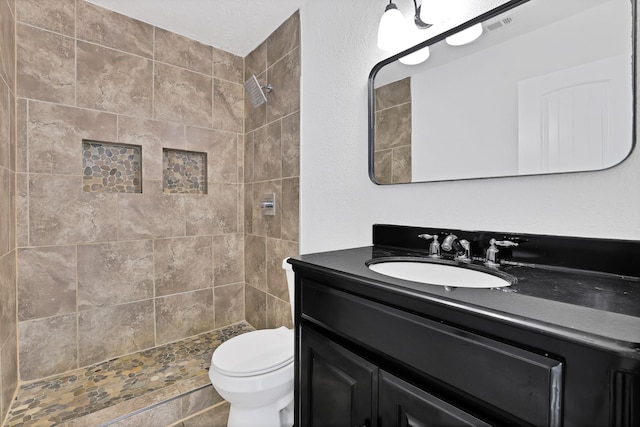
top-left (377, 0), bottom-right (483, 65)
top-left (244, 75), bottom-right (273, 108)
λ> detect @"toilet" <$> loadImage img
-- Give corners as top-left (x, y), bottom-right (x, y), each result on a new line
top-left (209, 258), bottom-right (295, 427)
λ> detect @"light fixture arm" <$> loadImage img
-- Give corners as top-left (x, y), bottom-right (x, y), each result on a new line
top-left (412, 0), bottom-right (432, 29)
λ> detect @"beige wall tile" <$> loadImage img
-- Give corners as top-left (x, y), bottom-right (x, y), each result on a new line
top-left (244, 234), bottom-right (266, 290)
top-left (16, 0), bottom-right (74, 36)
top-left (214, 283), bottom-right (244, 328)
top-left (154, 236), bottom-right (213, 297)
top-left (267, 12), bottom-right (300, 67)
top-left (154, 63), bottom-right (212, 128)
top-left (245, 41), bottom-right (266, 83)
top-left (185, 183), bottom-right (238, 236)
top-left (78, 300), bottom-right (155, 366)
top-left (78, 240), bottom-right (154, 310)
top-left (0, 167), bottom-right (14, 255)
top-left (1, 328), bottom-right (17, 424)
top-left (155, 28), bottom-right (212, 75)
top-left (375, 77), bottom-right (411, 111)
top-left (29, 174), bottom-right (119, 246)
top-left (266, 48), bottom-right (300, 123)
top-left (28, 101), bottom-right (118, 175)
top-left (19, 314), bottom-right (78, 380)
top-left (155, 289), bottom-right (214, 345)
top-left (118, 116), bottom-right (185, 181)
top-left (392, 146), bottom-right (412, 184)
top-left (18, 246), bottom-right (76, 321)
top-left (374, 149), bottom-right (392, 184)
top-left (252, 180), bottom-right (282, 239)
top-left (267, 294), bottom-right (293, 329)
top-left (117, 180), bottom-right (186, 239)
top-left (16, 23), bottom-right (74, 104)
top-left (281, 112), bottom-right (300, 178)
top-left (213, 48), bottom-right (243, 84)
top-left (0, 251), bottom-right (16, 346)
top-left (244, 132), bottom-right (254, 183)
top-left (213, 79), bottom-right (243, 133)
top-left (111, 399), bottom-right (183, 427)
top-left (184, 127), bottom-right (237, 184)
top-left (181, 402), bottom-right (230, 427)
top-left (244, 182), bottom-right (253, 234)
top-left (76, 0), bottom-right (153, 58)
top-left (281, 177), bottom-right (299, 242)
top-left (213, 233), bottom-right (244, 286)
top-left (375, 103), bottom-right (411, 150)
top-left (0, 81), bottom-right (10, 171)
top-left (15, 98), bottom-right (26, 173)
top-left (181, 385), bottom-right (223, 419)
top-left (266, 238), bottom-right (298, 302)
top-left (253, 120), bottom-right (282, 182)
top-left (244, 285), bottom-right (266, 330)
top-left (15, 172), bottom-right (27, 247)
top-left (0, 0), bottom-right (15, 92)
top-left (77, 41), bottom-right (153, 117)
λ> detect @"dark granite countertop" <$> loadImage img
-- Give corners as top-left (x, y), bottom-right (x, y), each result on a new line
top-left (291, 245), bottom-right (640, 356)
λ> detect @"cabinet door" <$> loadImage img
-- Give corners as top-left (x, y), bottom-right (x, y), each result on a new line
top-left (379, 371), bottom-right (491, 427)
top-left (300, 325), bottom-right (378, 427)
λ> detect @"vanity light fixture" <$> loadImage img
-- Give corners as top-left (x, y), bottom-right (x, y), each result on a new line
top-left (377, 0), bottom-right (431, 52)
top-left (445, 22), bottom-right (483, 46)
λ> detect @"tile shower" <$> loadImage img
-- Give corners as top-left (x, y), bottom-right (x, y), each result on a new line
top-left (1, 0), bottom-right (300, 424)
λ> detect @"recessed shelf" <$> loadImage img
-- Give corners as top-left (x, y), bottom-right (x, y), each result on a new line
top-left (82, 140), bottom-right (142, 193)
top-left (163, 148), bottom-right (207, 194)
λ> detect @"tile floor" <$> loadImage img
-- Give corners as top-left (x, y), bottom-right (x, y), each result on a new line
top-left (5, 322), bottom-right (253, 426)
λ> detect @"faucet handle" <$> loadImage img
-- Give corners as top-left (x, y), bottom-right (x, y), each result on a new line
top-left (417, 234), bottom-right (441, 258)
top-left (485, 238), bottom-right (518, 267)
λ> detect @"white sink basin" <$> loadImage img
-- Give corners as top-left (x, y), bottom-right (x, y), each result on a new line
top-left (368, 261), bottom-right (512, 289)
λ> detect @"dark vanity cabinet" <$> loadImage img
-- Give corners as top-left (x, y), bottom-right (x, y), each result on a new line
top-left (293, 261), bottom-right (640, 427)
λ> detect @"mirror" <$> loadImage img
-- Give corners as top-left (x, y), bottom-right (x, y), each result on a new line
top-left (369, 0), bottom-right (635, 184)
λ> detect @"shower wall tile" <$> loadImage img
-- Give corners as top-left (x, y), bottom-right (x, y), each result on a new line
top-left (117, 180), bottom-right (186, 240)
top-left (154, 236), bottom-right (213, 297)
top-left (213, 79), bottom-right (243, 133)
top-left (185, 127), bottom-right (237, 184)
top-left (282, 112), bottom-right (300, 178)
top-left (78, 300), bottom-right (155, 366)
top-left (245, 234), bottom-right (266, 291)
top-left (28, 101), bottom-right (118, 175)
top-left (18, 246), bottom-right (76, 321)
top-left (0, 251), bottom-right (16, 346)
top-left (0, 167), bottom-right (14, 255)
top-left (155, 289), bottom-right (214, 345)
top-left (15, 173), bottom-right (27, 247)
top-left (0, 82), bottom-right (10, 171)
top-left (281, 177), bottom-right (299, 242)
top-left (19, 314), bottom-right (78, 381)
top-left (16, 24), bottom-right (74, 104)
top-left (0, 0), bottom-right (15, 91)
top-left (76, 0), bottom-right (153, 58)
top-left (215, 283), bottom-right (244, 328)
top-left (77, 42), bottom-right (153, 117)
top-left (184, 183), bottom-right (238, 236)
top-left (154, 62), bottom-right (212, 128)
top-left (16, 0), bottom-right (74, 36)
top-left (392, 145), bottom-right (412, 184)
top-left (266, 47), bottom-right (300, 123)
top-left (117, 116), bottom-right (185, 181)
top-left (374, 149), bottom-right (392, 184)
top-left (267, 294), bottom-right (293, 329)
top-left (267, 12), bottom-right (300, 67)
top-left (245, 285), bottom-right (266, 330)
top-left (375, 77), bottom-right (411, 111)
top-left (244, 182), bottom-right (253, 234)
top-left (252, 180), bottom-right (282, 239)
top-left (266, 238), bottom-right (298, 302)
top-left (28, 174), bottom-right (119, 246)
top-left (155, 28), bottom-right (212, 75)
top-left (1, 328), bottom-right (17, 424)
top-left (213, 47), bottom-right (243, 84)
top-left (245, 41), bottom-right (267, 84)
top-left (244, 132), bottom-right (254, 183)
top-left (375, 102), bottom-right (411, 150)
top-left (16, 98), bottom-right (26, 173)
top-left (213, 233), bottom-right (244, 286)
top-left (77, 240), bottom-right (154, 310)
top-left (253, 120), bottom-right (282, 182)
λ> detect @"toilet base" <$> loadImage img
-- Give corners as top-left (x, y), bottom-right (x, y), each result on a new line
top-left (227, 392), bottom-right (293, 427)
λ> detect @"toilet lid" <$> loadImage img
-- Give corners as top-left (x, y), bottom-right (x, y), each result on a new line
top-left (211, 327), bottom-right (294, 377)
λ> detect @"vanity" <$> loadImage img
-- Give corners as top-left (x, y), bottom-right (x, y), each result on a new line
top-left (289, 224), bottom-right (640, 427)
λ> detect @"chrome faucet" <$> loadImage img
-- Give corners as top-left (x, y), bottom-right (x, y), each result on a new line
top-left (417, 234), bottom-right (441, 258)
top-left (484, 238), bottom-right (519, 267)
top-left (441, 234), bottom-right (471, 262)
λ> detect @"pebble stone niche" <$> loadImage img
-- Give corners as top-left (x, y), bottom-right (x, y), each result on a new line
top-left (82, 140), bottom-right (142, 193)
top-left (163, 149), bottom-right (207, 194)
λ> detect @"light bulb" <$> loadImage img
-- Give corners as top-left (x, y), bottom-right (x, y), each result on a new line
top-left (399, 25), bottom-right (430, 65)
top-left (377, 2), bottom-right (407, 51)
top-left (446, 22), bottom-right (483, 46)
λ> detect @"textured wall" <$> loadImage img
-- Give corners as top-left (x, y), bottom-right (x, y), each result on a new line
top-left (0, 0), bottom-right (17, 422)
top-left (243, 12), bottom-right (300, 330)
top-left (15, 0), bottom-right (246, 382)
top-left (299, 0), bottom-right (640, 255)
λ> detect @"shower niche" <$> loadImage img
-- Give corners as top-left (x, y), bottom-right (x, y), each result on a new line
top-left (162, 148), bottom-right (207, 194)
top-left (82, 140), bottom-right (142, 193)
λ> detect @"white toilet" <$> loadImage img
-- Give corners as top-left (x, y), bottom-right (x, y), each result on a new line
top-left (209, 258), bottom-right (295, 427)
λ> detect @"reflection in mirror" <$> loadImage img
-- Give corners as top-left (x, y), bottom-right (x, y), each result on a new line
top-left (370, 0), bottom-right (634, 184)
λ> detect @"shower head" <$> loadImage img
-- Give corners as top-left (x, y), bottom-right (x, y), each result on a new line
top-left (244, 75), bottom-right (273, 108)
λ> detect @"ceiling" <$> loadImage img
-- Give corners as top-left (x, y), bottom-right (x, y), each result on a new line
top-left (85, 0), bottom-right (308, 57)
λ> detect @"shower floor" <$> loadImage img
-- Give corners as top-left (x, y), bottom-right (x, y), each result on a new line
top-left (4, 322), bottom-right (254, 426)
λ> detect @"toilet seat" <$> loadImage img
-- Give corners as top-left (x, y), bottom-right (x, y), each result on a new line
top-left (212, 327), bottom-right (293, 377)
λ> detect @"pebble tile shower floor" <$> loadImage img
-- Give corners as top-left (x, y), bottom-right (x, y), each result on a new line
top-left (5, 322), bottom-right (254, 426)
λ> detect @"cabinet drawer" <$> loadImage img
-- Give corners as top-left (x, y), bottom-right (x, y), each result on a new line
top-left (301, 279), bottom-right (563, 427)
